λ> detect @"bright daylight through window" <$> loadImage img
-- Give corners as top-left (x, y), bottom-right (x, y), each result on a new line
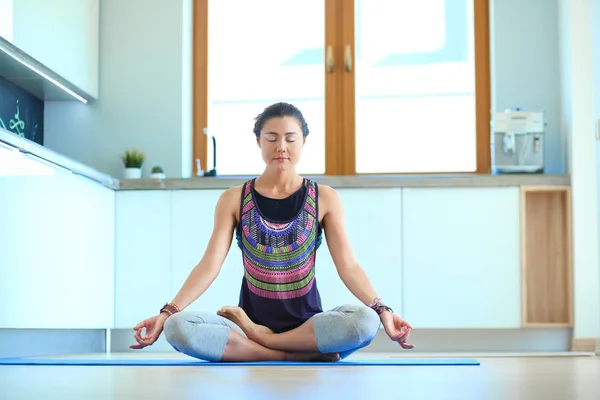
top-left (203, 0), bottom-right (478, 176)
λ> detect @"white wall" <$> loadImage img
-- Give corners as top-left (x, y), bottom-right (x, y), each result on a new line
top-left (558, 0), bottom-right (572, 174)
top-left (559, 0), bottom-right (600, 340)
top-left (594, 0), bottom-right (600, 352)
top-left (11, 0), bottom-right (99, 98)
top-left (490, 0), bottom-right (564, 174)
top-left (43, 0), bottom-right (193, 179)
top-left (181, 0), bottom-right (193, 178)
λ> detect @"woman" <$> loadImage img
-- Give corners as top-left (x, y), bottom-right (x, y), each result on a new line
top-left (131, 102), bottom-right (414, 362)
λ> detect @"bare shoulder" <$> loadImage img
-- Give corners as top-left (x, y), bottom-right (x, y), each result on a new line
top-left (221, 184), bottom-right (243, 201)
top-left (217, 184), bottom-right (244, 224)
top-left (316, 183), bottom-right (340, 203)
top-left (315, 184), bottom-right (343, 222)
top-left (218, 185), bottom-right (243, 209)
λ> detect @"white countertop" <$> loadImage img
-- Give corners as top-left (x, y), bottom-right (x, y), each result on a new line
top-left (1, 128), bottom-right (571, 191)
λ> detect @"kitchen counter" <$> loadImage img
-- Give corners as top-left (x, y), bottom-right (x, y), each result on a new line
top-left (1, 128), bottom-right (571, 190)
top-left (118, 173), bottom-right (570, 190)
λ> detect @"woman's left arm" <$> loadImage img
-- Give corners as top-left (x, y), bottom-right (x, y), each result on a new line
top-left (320, 186), bottom-right (415, 349)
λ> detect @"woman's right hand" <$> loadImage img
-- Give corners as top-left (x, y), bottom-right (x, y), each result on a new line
top-left (130, 314), bottom-right (168, 349)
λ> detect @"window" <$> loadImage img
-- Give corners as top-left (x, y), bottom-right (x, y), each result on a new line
top-left (193, 0), bottom-right (490, 176)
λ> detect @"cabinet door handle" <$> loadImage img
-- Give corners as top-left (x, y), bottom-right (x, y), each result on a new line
top-left (344, 44), bottom-right (352, 72)
top-left (326, 45), bottom-right (334, 73)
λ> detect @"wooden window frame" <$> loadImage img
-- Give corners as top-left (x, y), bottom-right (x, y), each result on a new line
top-left (192, 0), bottom-right (490, 176)
top-left (193, 0), bottom-right (208, 174)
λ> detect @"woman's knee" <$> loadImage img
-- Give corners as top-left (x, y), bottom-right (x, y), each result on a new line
top-left (163, 312), bottom-right (189, 351)
top-left (163, 312), bottom-right (216, 349)
top-left (345, 305), bottom-right (381, 345)
top-left (163, 311), bottom-right (232, 362)
top-left (313, 304), bottom-right (380, 353)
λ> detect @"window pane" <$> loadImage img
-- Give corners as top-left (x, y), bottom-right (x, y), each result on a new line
top-left (354, 0), bottom-right (477, 173)
top-left (207, 0), bottom-right (325, 176)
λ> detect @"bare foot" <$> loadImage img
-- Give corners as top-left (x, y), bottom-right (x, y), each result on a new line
top-left (217, 306), bottom-right (272, 341)
top-left (285, 352), bottom-right (341, 362)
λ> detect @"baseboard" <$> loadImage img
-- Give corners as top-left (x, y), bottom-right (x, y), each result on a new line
top-left (110, 327), bottom-right (574, 353)
top-left (571, 337), bottom-right (598, 352)
top-left (366, 328), bottom-right (573, 353)
top-left (0, 328), bottom-right (580, 358)
top-left (0, 329), bottom-right (106, 358)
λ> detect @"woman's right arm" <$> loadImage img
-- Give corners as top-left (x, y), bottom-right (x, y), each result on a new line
top-left (166, 186), bottom-right (240, 312)
top-left (130, 187), bottom-right (241, 349)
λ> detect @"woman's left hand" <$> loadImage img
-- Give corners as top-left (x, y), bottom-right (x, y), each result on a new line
top-left (380, 311), bottom-right (415, 349)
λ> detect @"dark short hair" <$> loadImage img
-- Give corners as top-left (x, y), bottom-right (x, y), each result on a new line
top-left (253, 102), bottom-right (309, 138)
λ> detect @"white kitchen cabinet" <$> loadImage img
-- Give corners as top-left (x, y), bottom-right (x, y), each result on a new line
top-left (170, 190), bottom-right (244, 314)
top-left (9, 0), bottom-right (99, 98)
top-left (401, 187), bottom-right (522, 329)
top-left (316, 188), bottom-right (403, 313)
top-left (114, 190), bottom-right (171, 328)
top-left (62, 172), bottom-right (115, 328)
top-left (0, 149), bottom-right (114, 329)
top-left (0, 0), bottom-right (13, 40)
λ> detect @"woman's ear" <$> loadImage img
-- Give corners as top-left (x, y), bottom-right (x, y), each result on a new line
top-left (256, 136), bottom-right (261, 148)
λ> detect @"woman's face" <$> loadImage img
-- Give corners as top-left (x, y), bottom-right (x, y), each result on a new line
top-left (257, 116), bottom-right (305, 171)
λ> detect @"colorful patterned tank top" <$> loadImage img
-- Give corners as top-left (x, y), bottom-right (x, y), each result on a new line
top-left (235, 178), bottom-right (324, 333)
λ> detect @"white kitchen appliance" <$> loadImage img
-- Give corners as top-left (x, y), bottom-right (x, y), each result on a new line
top-left (491, 109), bottom-right (544, 174)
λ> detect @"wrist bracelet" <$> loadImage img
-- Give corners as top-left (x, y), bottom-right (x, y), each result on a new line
top-left (160, 302), bottom-right (180, 316)
top-left (368, 297), bottom-right (394, 315)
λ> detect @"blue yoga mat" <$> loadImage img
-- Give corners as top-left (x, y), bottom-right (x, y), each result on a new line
top-left (0, 357), bottom-right (479, 366)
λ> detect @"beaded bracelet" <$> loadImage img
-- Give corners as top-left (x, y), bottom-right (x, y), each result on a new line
top-left (159, 302), bottom-right (181, 316)
top-left (368, 297), bottom-right (394, 315)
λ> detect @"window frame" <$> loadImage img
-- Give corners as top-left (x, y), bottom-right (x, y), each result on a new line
top-left (192, 0), bottom-right (490, 176)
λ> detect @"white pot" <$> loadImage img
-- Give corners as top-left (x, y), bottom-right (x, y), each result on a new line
top-left (123, 167), bottom-right (142, 179)
top-left (150, 172), bottom-right (166, 179)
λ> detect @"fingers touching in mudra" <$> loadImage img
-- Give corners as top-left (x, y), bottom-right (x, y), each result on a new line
top-left (130, 314), bottom-right (167, 350)
top-left (380, 312), bottom-right (415, 349)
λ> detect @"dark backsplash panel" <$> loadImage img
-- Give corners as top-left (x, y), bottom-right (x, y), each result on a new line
top-left (0, 76), bottom-right (44, 145)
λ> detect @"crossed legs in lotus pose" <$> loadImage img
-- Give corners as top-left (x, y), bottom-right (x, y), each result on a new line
top-left (163, 304), bottom-right (381, 362)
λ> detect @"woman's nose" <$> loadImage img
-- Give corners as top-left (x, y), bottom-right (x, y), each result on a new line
top-left (276, 138), bottom-right (287, 152)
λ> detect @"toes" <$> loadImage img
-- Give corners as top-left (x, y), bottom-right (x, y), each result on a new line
top-left (221, 306), bottom-right (242, 315)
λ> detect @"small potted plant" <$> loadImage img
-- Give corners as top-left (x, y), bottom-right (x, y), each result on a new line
top-left (121, 149), bottom-right (145, 179)
top-left (150, 166), bottom-right (166, 179)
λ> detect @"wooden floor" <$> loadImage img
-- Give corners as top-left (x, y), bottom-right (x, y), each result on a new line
top-left (1, 352), bottom-right (599, 399)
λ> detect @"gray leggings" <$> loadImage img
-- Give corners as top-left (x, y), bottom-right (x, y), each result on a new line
top-left (163, 304), bottom-right (381, 362)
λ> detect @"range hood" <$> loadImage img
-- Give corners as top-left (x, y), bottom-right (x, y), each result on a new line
top-left (0, 36), bottom-right (91, 104)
